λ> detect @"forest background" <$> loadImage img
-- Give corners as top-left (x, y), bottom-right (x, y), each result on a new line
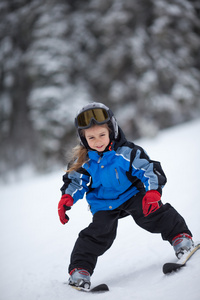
top-left (0, 0), bottom-right (200, 180)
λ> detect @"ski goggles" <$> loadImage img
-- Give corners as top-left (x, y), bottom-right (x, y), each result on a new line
top-left (76, 108), bottom-right (110, 129)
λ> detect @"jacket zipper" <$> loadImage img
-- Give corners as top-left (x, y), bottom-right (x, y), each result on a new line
top-left (115, 168), bottom-right (120, 184)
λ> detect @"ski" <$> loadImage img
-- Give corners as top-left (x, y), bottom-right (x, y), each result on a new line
top-left (163, 243), bottom-right (200, 274)
top-left (71, 283), bottom-right (109, 293)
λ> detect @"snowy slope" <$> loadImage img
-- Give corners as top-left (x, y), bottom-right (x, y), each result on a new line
top-left (0, 119), bottom-right (200, 300)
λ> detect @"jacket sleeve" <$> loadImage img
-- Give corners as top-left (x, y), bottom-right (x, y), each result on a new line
top-left (60, 168), bottom-right (91, 204)
top-left (130, 145), bottom-right (167, 194)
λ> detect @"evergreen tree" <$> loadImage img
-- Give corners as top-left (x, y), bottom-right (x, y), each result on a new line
top-left (0, 0), bottom-right (200, 177)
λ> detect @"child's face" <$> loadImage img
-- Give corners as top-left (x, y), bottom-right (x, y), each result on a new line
top-left (84, 125), bottom-right (110, 152)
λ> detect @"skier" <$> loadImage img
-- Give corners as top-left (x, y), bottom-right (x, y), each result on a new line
top-left (58, 102), bottom-right (194, 289)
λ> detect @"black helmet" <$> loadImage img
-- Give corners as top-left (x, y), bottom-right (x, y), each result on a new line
top-left (75, 102), bottom-right (118, 148)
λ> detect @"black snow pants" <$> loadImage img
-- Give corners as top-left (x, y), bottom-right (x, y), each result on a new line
top-left (68, 192), bottom-right (192, 275)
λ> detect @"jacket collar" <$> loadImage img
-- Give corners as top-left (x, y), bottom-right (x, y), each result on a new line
top-left (88, 149), bottom-right (115, 162)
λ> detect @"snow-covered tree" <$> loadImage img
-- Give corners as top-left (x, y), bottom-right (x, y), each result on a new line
top-left (0, 0), bottom-right (200, 176)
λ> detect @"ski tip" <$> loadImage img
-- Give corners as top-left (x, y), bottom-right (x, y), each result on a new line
top-left (163, 263), bottom-right (171, 274)
top-left (90, 283), bottom-right (109, 293)
top-left (163, 262), bottom-right (184, 274)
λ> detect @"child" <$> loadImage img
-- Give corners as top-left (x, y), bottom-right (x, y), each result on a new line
top-left (58, 102), bottom-right (194, 289)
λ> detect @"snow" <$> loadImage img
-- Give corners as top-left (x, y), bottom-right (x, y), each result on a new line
top-left (0, 119), bottom-right (200, 300)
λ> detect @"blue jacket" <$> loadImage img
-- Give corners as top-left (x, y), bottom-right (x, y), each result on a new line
top-left (61, 128), bottom-right (167, 215)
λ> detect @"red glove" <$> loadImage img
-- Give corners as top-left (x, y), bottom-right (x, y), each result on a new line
top-left (142, 190), bottom-right (162, 217)
top-left (58, 194), bottom-right (74, 224)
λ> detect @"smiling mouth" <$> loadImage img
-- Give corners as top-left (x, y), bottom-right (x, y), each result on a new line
top-left (96, 145), bottom-right (104, 149)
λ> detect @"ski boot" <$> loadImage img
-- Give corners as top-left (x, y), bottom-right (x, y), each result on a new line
top-left (68, 268), bottom-right (91, 289)
top-left (172, 233), bottom-right (194, 259)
